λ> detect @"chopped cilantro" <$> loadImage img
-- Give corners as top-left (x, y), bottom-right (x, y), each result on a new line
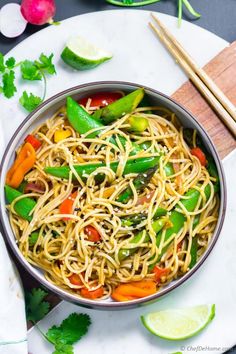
top-left (21, 60), bottom-right (42, 80)
top-left (47, 313), bottom-right (91, 346)
top-left (19, 91), bottom-right (42, 112)
top-left (35, 53), bottom-right (56, 75)
top-left (25, 288), bottom-right (50, 323)
top-left (5, 57), bottom-right (16, 69)
top-left (0, 51), bottom-right (56, 109)
top-left (2, 70), bottom-right (17, 98)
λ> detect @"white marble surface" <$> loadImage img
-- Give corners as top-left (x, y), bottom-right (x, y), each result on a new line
top-left (0, 9), bottom-right (235, 354)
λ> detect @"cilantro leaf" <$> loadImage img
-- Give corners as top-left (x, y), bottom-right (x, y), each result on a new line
top-left (21, 60), bottom-right (42, 81)
top-left (19, 91), bottom-right (42, 112)
top-left (6, 57), bottom-right (16, 69)
top-left (25, 288), bottom-right (50, 322)
top-left (35, 53), bottom-right (56, 75)
top-left (53, 343), bottom-right (74, 354)
top-left (46, 313), bottom-right (91, 346)
top-left (0, 53), bottom-right (5, 72)
top-left (2, 70), bottom-right (17, 98)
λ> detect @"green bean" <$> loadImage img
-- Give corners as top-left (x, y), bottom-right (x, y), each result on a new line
top-left (155, 184), bottom-right (211, 262)
top-left (5, 185), bottom-right (36, 221)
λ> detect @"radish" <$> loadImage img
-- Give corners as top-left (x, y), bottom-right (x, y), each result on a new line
top-left (0, 3), bottom-right (28, 38)
top-left (20, 0), bottom-right (56, 25)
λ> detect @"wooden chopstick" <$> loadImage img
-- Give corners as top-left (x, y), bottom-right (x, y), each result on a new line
top-left (151, 13), bottom-right (236, 123)
top-left (149, 15), bottom-right (236, 138)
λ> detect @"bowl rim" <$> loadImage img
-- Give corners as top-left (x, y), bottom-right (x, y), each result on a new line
top-left (0, 80), bottom-right (227, 310)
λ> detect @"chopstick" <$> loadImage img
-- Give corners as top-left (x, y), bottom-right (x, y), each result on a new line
top-left (149, 14), bottom-right (236, 138)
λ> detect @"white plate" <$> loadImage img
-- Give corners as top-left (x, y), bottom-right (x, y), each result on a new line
top-left (0, 9), bottom-right (235, 354)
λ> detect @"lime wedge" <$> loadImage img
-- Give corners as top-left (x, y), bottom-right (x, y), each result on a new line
top-left (141, 304), bottom-right (215, 340)
top-left (61, 36), bottom-right (112, 70)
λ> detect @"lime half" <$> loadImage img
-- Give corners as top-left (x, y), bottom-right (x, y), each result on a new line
top-left (61, 36), bottom-right (112, 70)
top-left (141, 304), bottom-right (215, 340)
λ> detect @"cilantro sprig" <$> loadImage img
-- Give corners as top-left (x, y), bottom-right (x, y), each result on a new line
top-left (47, 313), bottom-right (91, 354)
top-left (0, 52), bottom-right (56, 112)
top-left (25, 288), bottom-right (91, 354)
top-left (26, 287), bottom-right (50, 322)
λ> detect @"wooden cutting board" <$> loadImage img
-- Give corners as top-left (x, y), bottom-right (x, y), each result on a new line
top-left (22, 41), bottom-right (236, 328)
top-left (172, 41), bottom-right (236, 158)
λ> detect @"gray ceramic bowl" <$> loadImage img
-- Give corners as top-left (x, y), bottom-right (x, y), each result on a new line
top-left (0, 81), bottom-right (226, 310)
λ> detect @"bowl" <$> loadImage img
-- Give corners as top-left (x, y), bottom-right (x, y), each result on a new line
top-left (0, 81), bottom-right (227, 310)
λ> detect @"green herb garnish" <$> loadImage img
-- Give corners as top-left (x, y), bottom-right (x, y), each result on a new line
top-left (46, 313), bottom-right (91, 353)
top-left (0, 52), bottom-right (56, 112)
top-left (25, 288), bottom-right (91, 354)
top-left (26, 288), bottom-right (50, 323)
top-left (19, 91), bottom-right (42, 112)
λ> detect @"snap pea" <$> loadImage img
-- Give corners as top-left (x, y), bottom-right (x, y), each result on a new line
top-left (67, 97), bottom-right (104, 138)
top-left (44, 156), bottom-right (160, 180)
top-left (118, 217), bottom-right (167, 261)
top-left (5, 185), bottom-right (37, 221)
top-left (155, 184), bottom-right (211, 261)
top-left (116, 167), bottom-right (156, 203)
top-left (93, 88), bottom-right (144, 123)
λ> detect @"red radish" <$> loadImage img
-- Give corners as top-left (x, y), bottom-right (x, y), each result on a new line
top-left (0, 4), bottom-right (27, 38)
top-left (20, 0), bottom-right (56, 25)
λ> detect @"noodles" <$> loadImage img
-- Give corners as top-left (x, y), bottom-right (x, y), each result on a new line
top-left (6, 92), bottom-right (219, 301)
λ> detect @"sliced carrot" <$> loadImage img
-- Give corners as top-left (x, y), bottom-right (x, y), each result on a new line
top-left (112, 280), bottom-right (156, 301)
top-left (84, 225), bottom-right (101, 242)
top-left (69, 273), bottom-right (84, 286)
top-left (191, 147), bottom-right (207, 166)
top-left (111, 292), bottom-right (138, 302)
top-left (81, 286), bottom-right (104, 299)
top-left (115, 284), bottom-right (155, 297)
top-left (59, 191), bottom-right (77, 220)
top-left (6, 142), bottom-right (36, 188)
top-left (153, 266), bottom-right (169, 283)
top-left (128, 280), bottom-right (157, 291)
